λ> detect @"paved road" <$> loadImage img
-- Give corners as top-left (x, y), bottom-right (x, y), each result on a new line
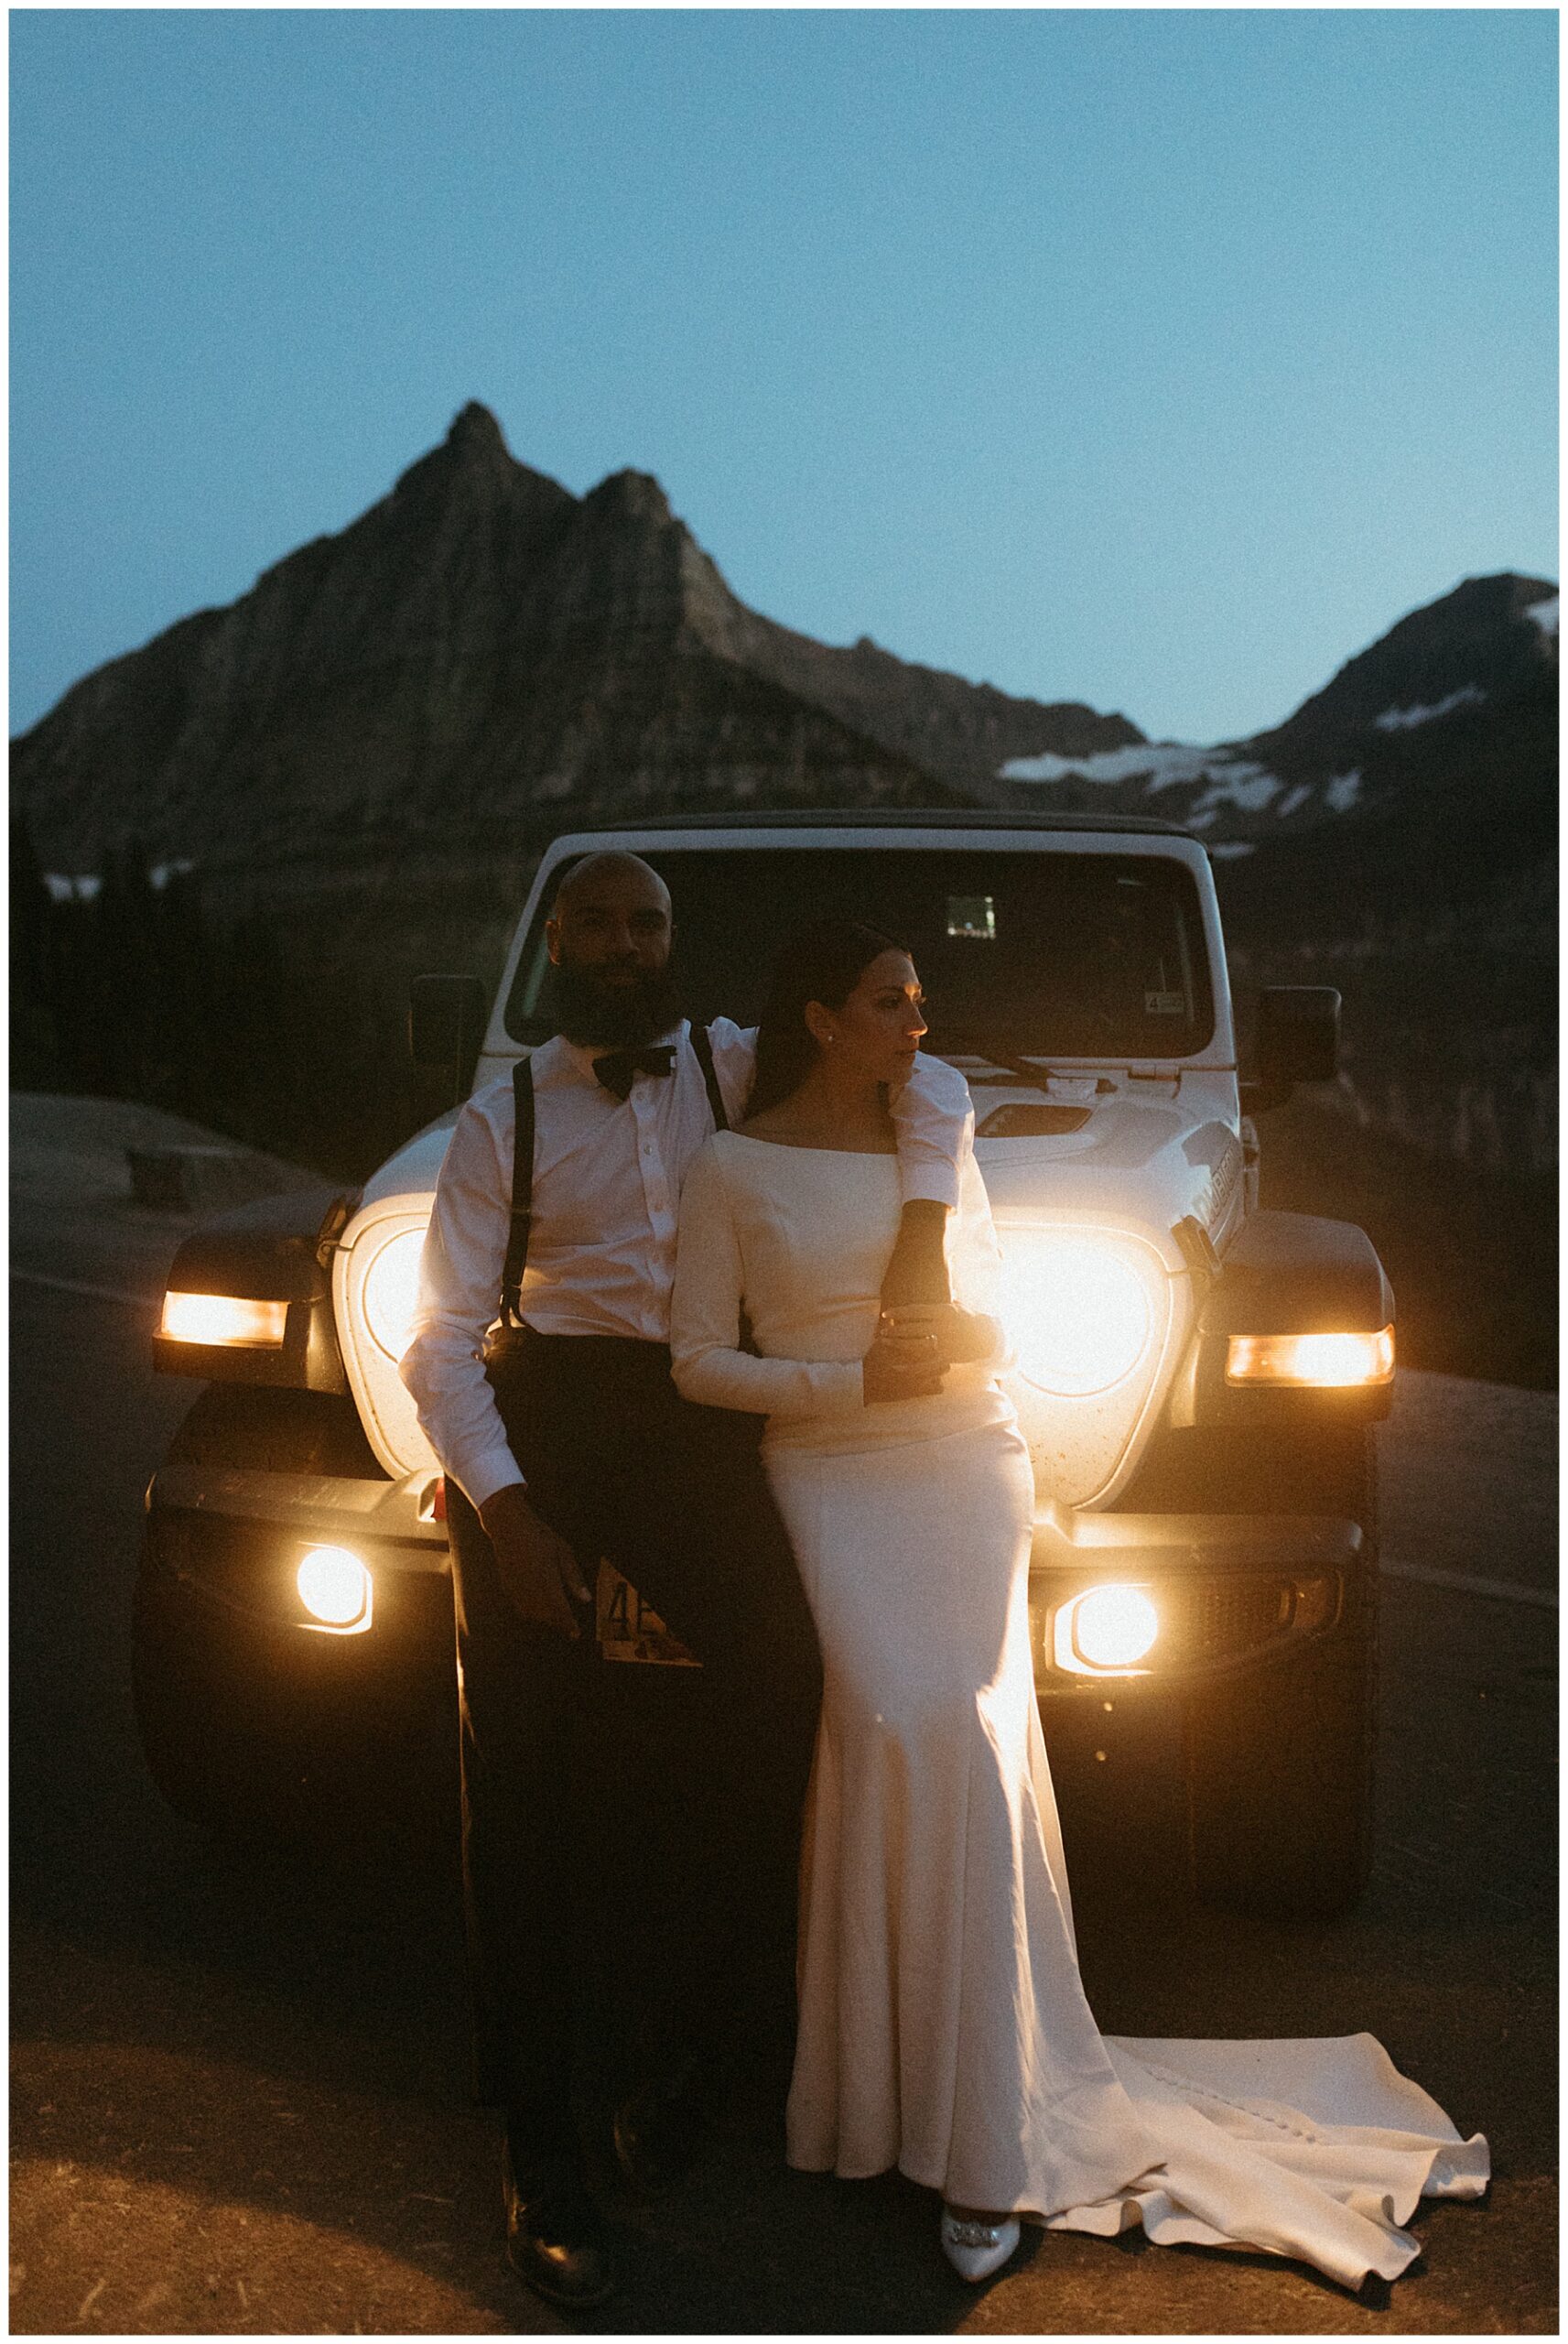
top-left (10, 1106), bottom-right (1557, 2335)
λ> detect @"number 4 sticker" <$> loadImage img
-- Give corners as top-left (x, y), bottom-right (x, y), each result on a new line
top-left (595, 1561), bottom-right (701, 1666)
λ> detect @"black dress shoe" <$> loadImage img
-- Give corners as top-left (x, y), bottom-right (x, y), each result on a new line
top-left (611, 2064), bottom-right (712, 2201)
top-left (503, 2143), bottom-right (617, 2310)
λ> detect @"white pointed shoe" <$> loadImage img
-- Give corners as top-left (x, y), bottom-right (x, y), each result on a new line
top-left (940, 2207), bottom-right (1022, 2283)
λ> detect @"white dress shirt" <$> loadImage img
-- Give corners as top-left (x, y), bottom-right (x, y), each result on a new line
top-left (397, 1017), bottom-right (974, 1510)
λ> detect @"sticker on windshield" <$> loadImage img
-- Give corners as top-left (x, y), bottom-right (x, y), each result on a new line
top-left (947, 895), bottom-right (996, 941)
top-left (1145, 990), bottom-right (1186, 1015)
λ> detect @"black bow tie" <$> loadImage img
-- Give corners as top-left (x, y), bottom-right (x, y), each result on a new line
top-left (592, 1044), bottom-right (676, 1101)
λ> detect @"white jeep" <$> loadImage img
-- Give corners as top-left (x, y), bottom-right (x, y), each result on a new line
top-left (135, 811), bottom-right (1393, 1915)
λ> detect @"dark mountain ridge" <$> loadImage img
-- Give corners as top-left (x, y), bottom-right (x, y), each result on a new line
top-left (13, 402), bottom-right (1144, 878)
top-left (15, 403), bottom-right (1554, 895)
top-left (989, 570), bottom-right (1557, 850)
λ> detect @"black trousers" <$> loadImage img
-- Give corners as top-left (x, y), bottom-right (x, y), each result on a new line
top-left (445, 1330), bottom-right (823, 2156)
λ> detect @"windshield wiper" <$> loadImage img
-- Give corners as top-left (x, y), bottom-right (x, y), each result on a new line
top-left (932, 1040), bottom-right (1113, 1093)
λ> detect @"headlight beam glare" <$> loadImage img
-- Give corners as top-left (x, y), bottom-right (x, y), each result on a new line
top-left (999, 1231), bottom-right (1158, 1397)
top-left (297, 1546), bottom-right (373, 1633)
top-left (1053, 1584), bottom-right (1160, 1674)
top-left (362, 1228), bottom-right (428, 1362)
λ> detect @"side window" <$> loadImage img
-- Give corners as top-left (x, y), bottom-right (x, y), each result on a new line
top-left (505, 923), bottom-right (557, 1042)
top-left (504, 856), bottom-right (584, 1042)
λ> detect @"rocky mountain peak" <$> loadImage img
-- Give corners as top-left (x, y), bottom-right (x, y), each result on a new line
top-left (445, 399), bottom-right (509, 457)
top-left (585, 468), bottom-right (675, 528)
top-left (1250, 570), bottom-right (1558, 764)
top-left (389, 398), bottom-right (562, 517)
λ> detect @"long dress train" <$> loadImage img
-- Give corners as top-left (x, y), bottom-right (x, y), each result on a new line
top-left (669, 1134), bottom-right (1488, 2291)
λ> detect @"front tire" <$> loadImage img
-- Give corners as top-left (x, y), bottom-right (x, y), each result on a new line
top-left (131, 1537), bottom-right (290, 1847)
top-left (131, 1532), bottom-right (324, 1844)
top-left (1179, 1427), bottom-right (1378, 1918)
top-left (131, 1384), bottom-right (416, 1848)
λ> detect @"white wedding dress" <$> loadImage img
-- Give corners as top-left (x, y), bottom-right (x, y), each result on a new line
top-left (669, 1134), bottom-right (1488, 2290)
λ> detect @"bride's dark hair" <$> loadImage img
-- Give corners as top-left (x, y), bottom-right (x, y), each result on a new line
top-left (747, 919), bottom-right (908, 1118)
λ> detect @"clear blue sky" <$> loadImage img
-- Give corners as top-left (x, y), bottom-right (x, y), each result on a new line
top-left (10, 8), bottom-right (1557, 743)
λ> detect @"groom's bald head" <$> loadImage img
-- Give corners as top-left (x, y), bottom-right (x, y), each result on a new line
top-left (547, 853), bottom-right (673, 971)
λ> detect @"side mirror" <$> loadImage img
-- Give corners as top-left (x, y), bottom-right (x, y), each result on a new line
top-left (409, 973), bottom-right (488, 1107)
top-left (1242, 987), bottom-right (1340, 1112)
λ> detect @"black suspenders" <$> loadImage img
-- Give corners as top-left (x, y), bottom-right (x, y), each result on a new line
top-left (690, 1026), bottom-right (759, 1363)
top-left (688, 1020), bottom-right (730, 1134)
top-left (497, 1054), bottom-right (536, 1329)
top-left (496, 1024), bottom-right (728, 1323)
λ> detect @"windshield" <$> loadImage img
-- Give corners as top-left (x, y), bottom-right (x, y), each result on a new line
top-left (504, 847), bottom-right (1215, 1060)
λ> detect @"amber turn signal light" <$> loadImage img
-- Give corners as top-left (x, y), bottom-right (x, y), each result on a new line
top-left (159, 1291), bottom-right (289, 1348)
top-left (1226, 1327), bottom-right (1394, 1387)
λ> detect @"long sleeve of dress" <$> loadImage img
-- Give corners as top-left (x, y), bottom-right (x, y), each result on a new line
top-left (945, 1148), bottom-right (1012, 1374)
top-left (669, 1143), bottom-right (868, 1419)
top-left (890, 1050), bottom-right (974, 1212)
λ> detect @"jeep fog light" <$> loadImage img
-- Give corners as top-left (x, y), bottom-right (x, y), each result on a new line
top-left (1000, 1232), bottom-right (1155, 1396)
top-left (297, 1546), bottom-right (373, 1633)
top-left (1227, 1327), bottom-right (1395, 1387)
top-left (362, 1227), bottom-right (427, 1361)
top-left (160, 1292), bottom-right (288, 1347)
top-left (1054, 1585), bottom-right (1160, 1673)
top-left (1055, 1584), bottom-right (1160, 1672)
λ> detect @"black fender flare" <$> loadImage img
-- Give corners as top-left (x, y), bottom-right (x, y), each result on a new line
top-left (1170, 1210), bottom-right (1395, 1427)
top-left (152, 1183), bottom-right (362, 1392)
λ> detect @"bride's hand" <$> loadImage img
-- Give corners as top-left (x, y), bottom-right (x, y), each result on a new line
top-left (881, 1301), bottom-right (997, 1368)
top-left (862, 1316), bottom-right (947, 1405)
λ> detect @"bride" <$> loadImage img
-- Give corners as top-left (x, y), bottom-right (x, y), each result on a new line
top-left (668, 917), bottom-right (1487, 2291)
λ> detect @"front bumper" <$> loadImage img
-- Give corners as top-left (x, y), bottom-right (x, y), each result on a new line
top-left (143, 1462), bottom-right (1363, 1712)
top-left (1030, 1501), bottom-right (1364, 1699)
top-left (140, 1462), bottom-right (454, 1714)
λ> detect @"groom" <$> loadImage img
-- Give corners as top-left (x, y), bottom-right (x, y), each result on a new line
top-left (400, 851), bottom-right (969, 2307)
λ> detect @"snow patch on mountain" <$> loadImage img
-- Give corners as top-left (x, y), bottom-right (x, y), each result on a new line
top-left (999, 742), bottom-right (1199, 787)
top-left (997, 740), bottom-right (1281, 801)
top-left (1525, 593), bottom-right (1559, 639)
top-left (1325, 770), bottom-right (1363, 813)
top-left (1190, 769), bottom-right (1282, 818)
top-left (1275, 784), bottom-right (1314, 819)
top-left (1207, 841), bottom-right (1256, 859)
top-left (1374, 686), bottom-right (1487, 732)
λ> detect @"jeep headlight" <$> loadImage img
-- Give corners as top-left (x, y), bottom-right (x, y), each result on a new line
top-left (297, 1546), bottom-right (373, 1633)
top-left (999, 1229), bottom-right (1159, 1397)
top-left (1054, 1584), bottom-right (1161, 1672)
top-left (362, 1226), bottom-right (427, 1361)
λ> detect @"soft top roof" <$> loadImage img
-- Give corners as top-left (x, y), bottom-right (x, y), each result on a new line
top-left (546, 808), bottom-right (1195, 840)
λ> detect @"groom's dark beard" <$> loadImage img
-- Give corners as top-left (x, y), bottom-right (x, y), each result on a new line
top-left (550, 958), bottom-right (686, 1049)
